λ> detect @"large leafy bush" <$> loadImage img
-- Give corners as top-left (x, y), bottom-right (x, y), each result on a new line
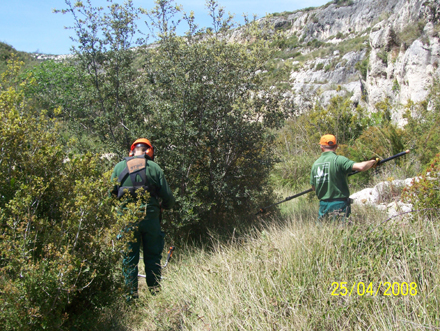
top-left (0, 59), bottom-right (127, 330)
top-left (142, 1), bottom-right (290, 237)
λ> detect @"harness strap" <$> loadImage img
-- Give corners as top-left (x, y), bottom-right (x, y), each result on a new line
top-left (116, 156), bottom-right (158, 199)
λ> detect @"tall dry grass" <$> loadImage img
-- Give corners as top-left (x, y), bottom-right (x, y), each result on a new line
top-left (93, 197), bottom-right (440, 331)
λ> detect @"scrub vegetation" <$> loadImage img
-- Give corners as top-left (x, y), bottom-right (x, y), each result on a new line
top-left (0, 41), bottom-right (41, 73)
top-left (1, 0), bottom-right (439, 329)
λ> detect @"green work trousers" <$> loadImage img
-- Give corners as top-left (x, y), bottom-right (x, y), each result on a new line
top-left (122, 217), bottom-right (165, 295)
top-left (318, 200), bottom-right (351, 221)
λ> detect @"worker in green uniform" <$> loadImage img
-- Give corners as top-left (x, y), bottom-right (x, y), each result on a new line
top-left (111, 138), bottom-right (175, 298)
top-left (310, 134), bottom-right (379, 220)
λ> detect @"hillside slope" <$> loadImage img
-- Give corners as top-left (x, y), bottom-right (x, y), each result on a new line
top-left (0, 42), bottom-right (41, 73)
top-left (251, 0), bottom-right (440, 125)
top-left (112, 207), bottom-right (440, 330)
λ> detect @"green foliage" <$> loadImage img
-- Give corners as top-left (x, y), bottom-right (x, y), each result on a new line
top-left (307, 95), bottom-right (369, 146)
top-left (275, 20), bottom-right (293, 31)
top-left (45, 0), bottom-right (288, 239)
top-left (22, 60), bottom-right (112, 155)
top-left (334, 0), bottom-right (354, 7)
top-left (377, 49), bottom-right (388, 65)
top-left (272, 121), bottom-right (320, 189)
top-left (345, 125), bottom-right (407, 185)
top-left (397, 19), bottom-right (426, 46)
top-left (315, 62), bottom-right (324, 71)
top-left (272, 95), bottom-right (370, 189)
top-left (0, 59), bottom-right (128, 330)
top-left (355, 55), bottom-right (369, 80)
top-left (404, 80), bottom-right (440, 166)
top-left (306, 38), bottom-right (325, 49)
top-left (0, 42), bottom-right (40, 74)
top-left (330, 33), bottom-right (369, 57)
top-left (402, 153), bottom-right (440, 212)
top-left (271, 34), bottom-right (299, 50)
top-left (373, 98), bottom-right (392, 123)
top-left (137, 2), bottom-right (289, 238)
top-left (52, 0), bottom-right (150, 155)
top-left (392, 79), bottom-right (400, 93)
top-left (272, 7), bottom-right (316, 17)
top-left (266, 58), bottom-right (293, 86)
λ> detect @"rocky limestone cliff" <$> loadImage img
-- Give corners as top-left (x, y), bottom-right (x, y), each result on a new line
top-left (258, 0), bottom-right (440, 125)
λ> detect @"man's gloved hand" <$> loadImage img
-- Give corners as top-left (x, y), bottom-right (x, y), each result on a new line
top-left (370, 157), bottom-right (381, 168)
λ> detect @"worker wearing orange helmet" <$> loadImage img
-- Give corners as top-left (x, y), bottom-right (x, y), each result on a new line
top-left (111, 138), bottom-right (175, 298)
top-left (310, 134), bottom-right (379, 220)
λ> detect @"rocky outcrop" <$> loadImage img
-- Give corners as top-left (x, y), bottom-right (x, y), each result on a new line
top-left (261, 0), bottom-right (440, 125)
top-left (350, 177), bottom-right (416, 217)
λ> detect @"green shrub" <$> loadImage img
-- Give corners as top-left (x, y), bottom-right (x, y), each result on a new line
top-left (355, 55), bottom-right (369, 80)
top-left (315, 62), bottom-right (324, 70)
top-left (334, 0), bottom-right (354, 7)
top-left (134, 2), bottom-right (288, 239)
top-left (402, 153), bottom-right (440, 212)
top-left (404, 80), bottom-right (440, 166)
top-left (271, 35), bottom-right (299, 50)
top-left (307, 39), bottom-right (324, 49)
top-left (397, 19), bottom-right (426, 46)
top-left (0, 59), bottom-right (128, 330)
top-left (272, 95), bottom-right (372, 190)
top-left (392, 79), bottom-right (400, 92)
top-left (0, 42), bottom-right (40, 74)
top-left (377, 49), bottom-right (388, 65)
top-left (344, 124), bottom-right (408, 187)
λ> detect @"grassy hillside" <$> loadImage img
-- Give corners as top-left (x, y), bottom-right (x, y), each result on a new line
top-left (90, 197), bottom-right (439, 330)
top-left (0, 41), bottom-right (40, 73)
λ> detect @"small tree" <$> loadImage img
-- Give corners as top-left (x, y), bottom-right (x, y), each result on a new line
top-left (54, 0), bottom-right (150, 155)
top-left (142, 0), bottom-right (289, 237)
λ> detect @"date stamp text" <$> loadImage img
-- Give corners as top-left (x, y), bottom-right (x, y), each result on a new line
top-left (331, 282), bottom-right (417, 296)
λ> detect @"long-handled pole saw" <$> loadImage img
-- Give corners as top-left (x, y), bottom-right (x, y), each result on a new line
top-left (256, 150), bottom-right (410, 215)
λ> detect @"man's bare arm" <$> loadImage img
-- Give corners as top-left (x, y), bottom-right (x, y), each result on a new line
top-left (352, 159), bottom-right (378, 172)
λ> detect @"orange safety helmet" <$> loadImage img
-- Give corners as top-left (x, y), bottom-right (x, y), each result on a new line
top-left (130, 138), bottom-right (154, 160)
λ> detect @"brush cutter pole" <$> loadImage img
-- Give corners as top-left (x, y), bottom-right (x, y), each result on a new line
top-left (349, 150), bottom-right (410, 176)
top-left (256, 188), bottom-right (313, 215)
top-left (256, 150), bottom-right (410, 215)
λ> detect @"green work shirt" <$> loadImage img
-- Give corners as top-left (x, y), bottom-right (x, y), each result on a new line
top-left (310, 151), bottom-right (355, 200)
top-left (111, 156), bottom-right (175, 219)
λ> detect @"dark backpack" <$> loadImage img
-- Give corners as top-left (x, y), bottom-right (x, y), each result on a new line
top-left (116, 156), bottom-right (158, 199)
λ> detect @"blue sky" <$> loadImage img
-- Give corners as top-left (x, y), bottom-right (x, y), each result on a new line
top-left (1, 0), bottom-right (330, 55)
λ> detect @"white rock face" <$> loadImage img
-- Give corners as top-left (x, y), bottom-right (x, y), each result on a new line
top-left (33, 53), bottom-right (73, 61)
top-left (264, 0), bottom-right (440, 126)
top-left (350, 177), bottom-right (418, 217)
